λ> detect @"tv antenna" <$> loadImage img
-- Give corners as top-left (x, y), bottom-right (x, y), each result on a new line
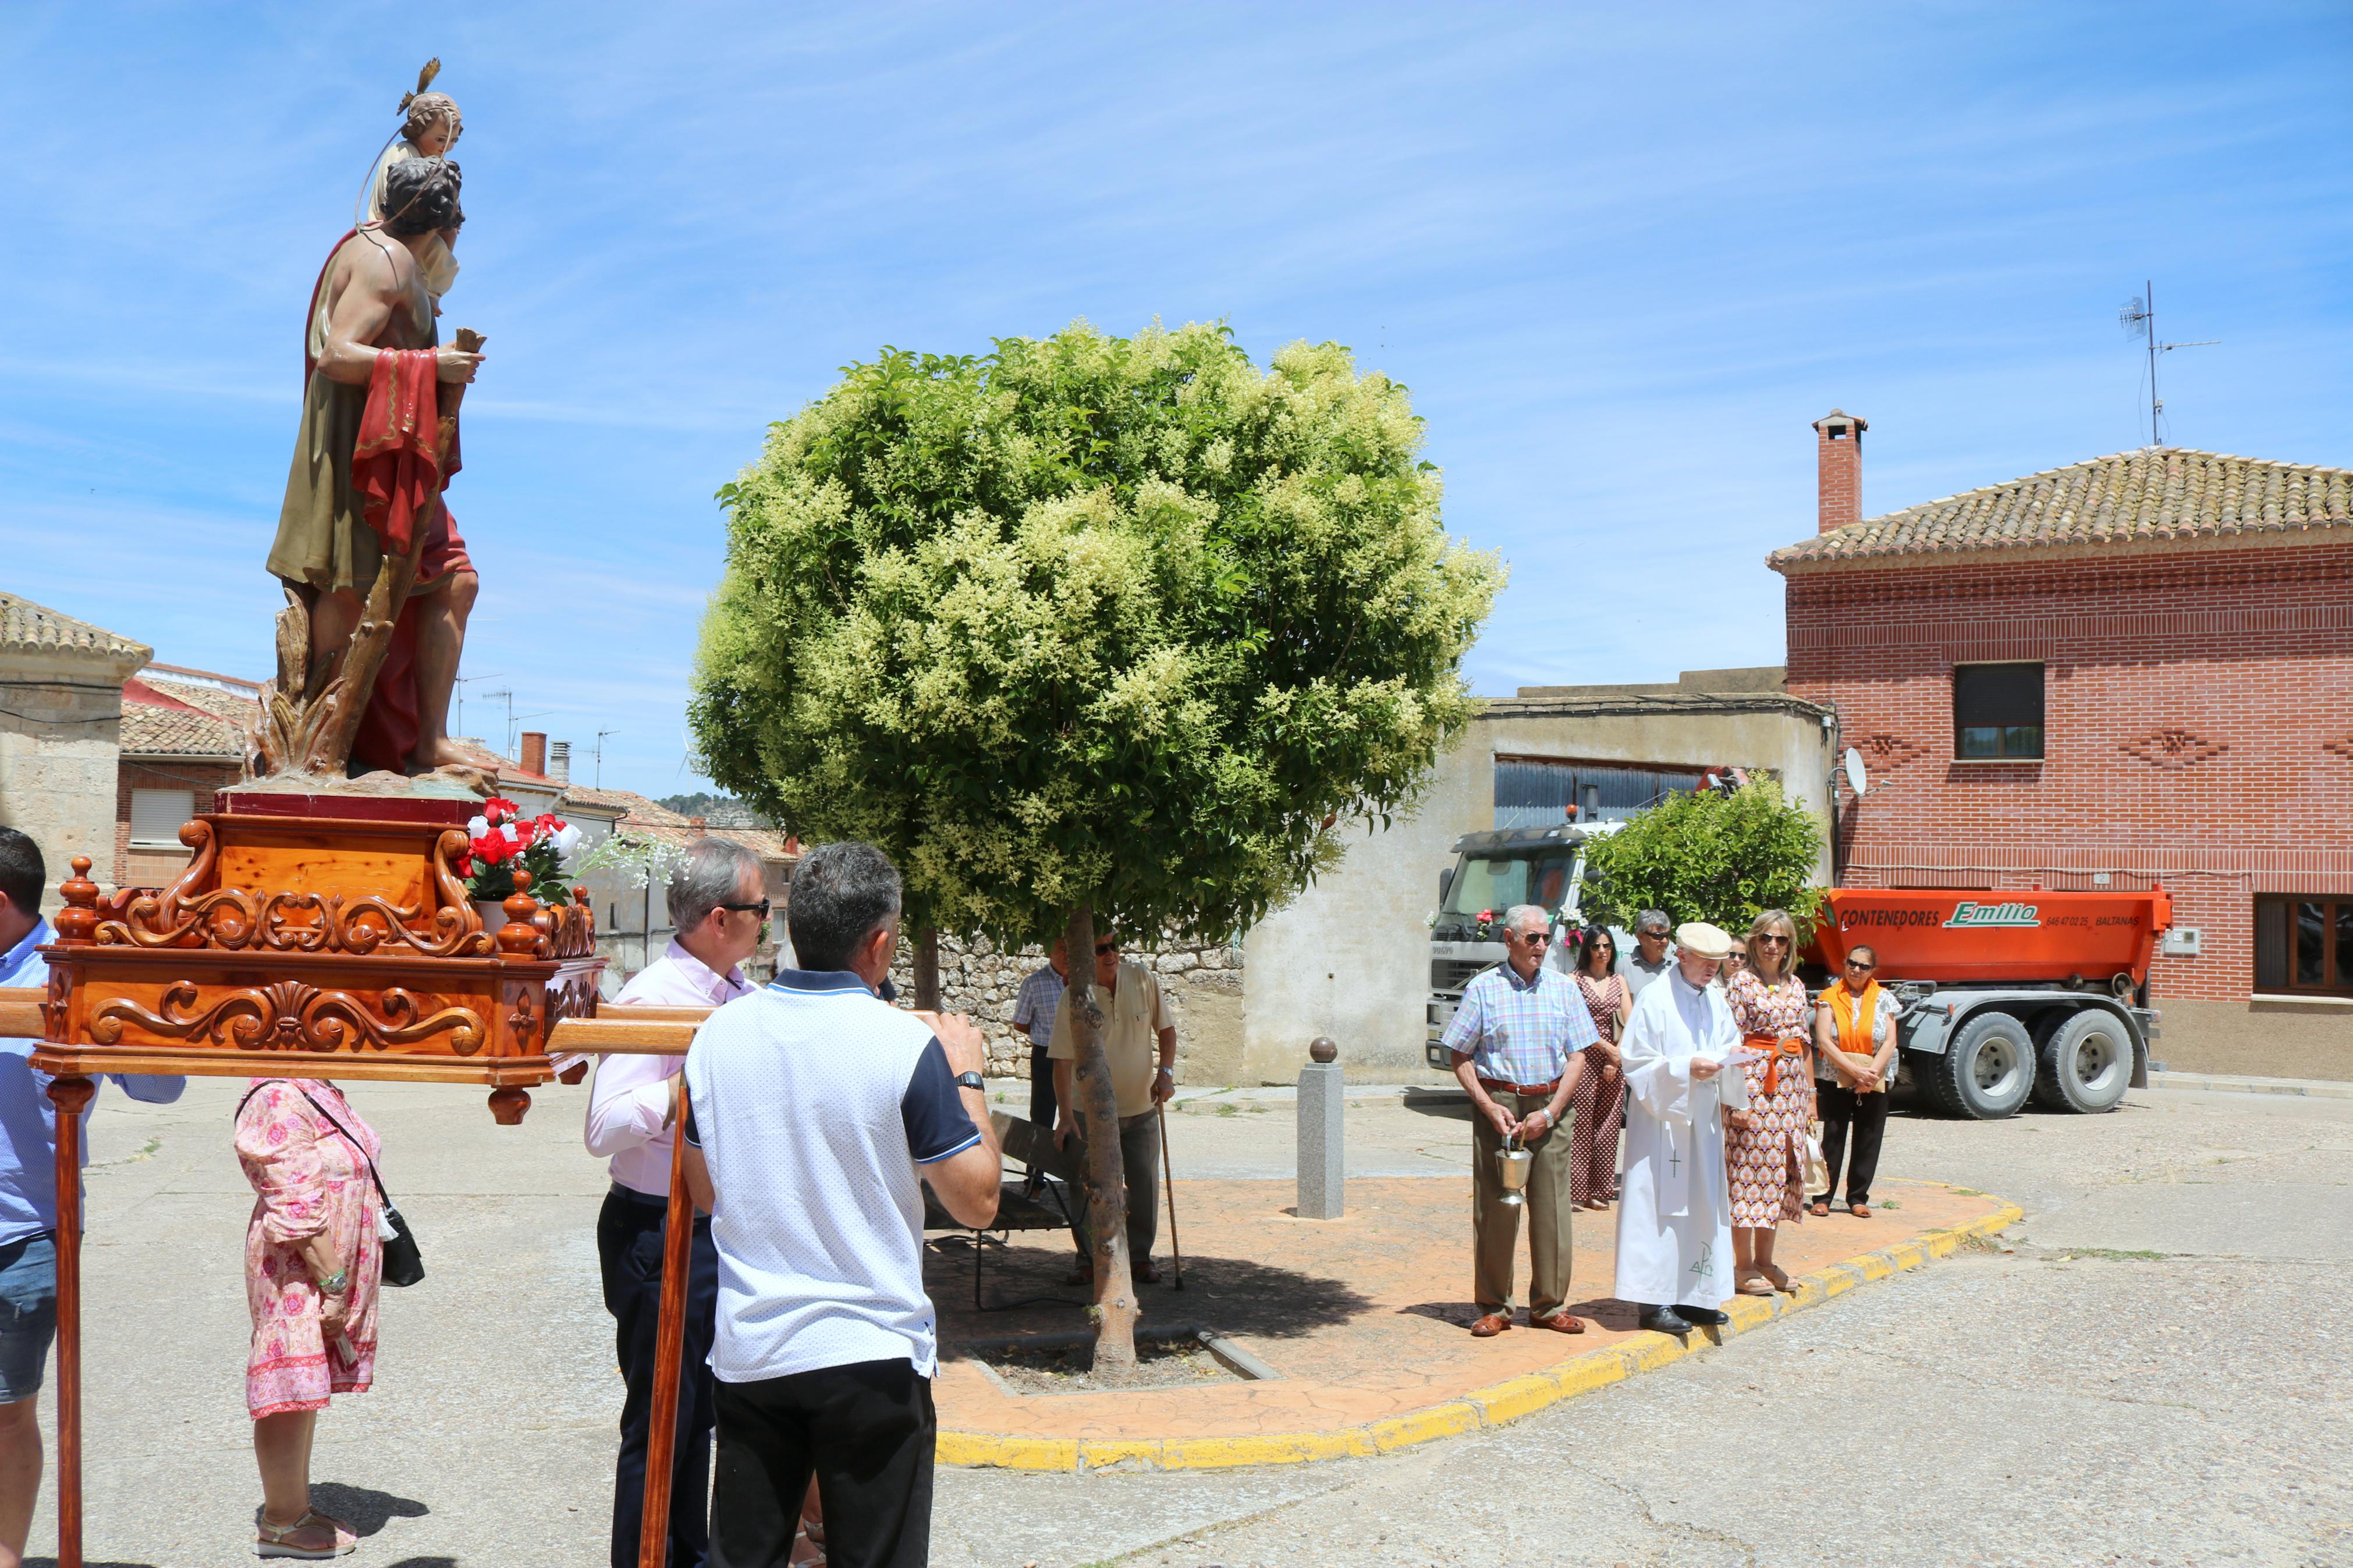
top-left (2118, 280), bottom-right (2217, 446)
top-left (595, 730), bottom-right (620, 790)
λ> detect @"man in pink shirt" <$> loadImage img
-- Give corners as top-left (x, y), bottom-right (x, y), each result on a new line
top-left (587, 838), bottom-right (765, 1568)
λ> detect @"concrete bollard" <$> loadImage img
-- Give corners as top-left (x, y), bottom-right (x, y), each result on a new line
top-left (1297, 1036), bottom-right (1344, 1220)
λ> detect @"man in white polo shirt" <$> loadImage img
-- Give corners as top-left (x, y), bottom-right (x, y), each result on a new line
top-left (683, 841), bottom-right (999, 1568)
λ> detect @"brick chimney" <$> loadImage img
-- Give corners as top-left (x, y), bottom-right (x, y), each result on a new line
top-left (519, 730), bottom-right (547, 776)
top-left (1812, 408), bottom-right (1866, 534)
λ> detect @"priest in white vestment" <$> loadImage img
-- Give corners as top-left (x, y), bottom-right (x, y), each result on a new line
top-left (1614, 922), bottom-right (1751, 1335)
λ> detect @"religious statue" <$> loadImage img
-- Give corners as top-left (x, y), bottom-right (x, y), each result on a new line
top-left (255, 62), bottom-right (500, 784)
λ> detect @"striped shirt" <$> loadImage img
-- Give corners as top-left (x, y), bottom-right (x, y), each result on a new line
top-left (1010, 963), bottom-right (1066, 1052)
top-left (1442, 961), bottom-right (1600, 1087)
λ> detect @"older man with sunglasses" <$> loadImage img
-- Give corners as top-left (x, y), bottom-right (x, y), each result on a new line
top-left (1050, 929), bottom-right (1179, 1284)
top-left (584, 838), bottom-right (769, 1568)
top-left (1443, 904), bottom-right (1599, 1337)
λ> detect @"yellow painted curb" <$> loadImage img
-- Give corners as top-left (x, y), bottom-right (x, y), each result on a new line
top-left (939, 1189), bottom-right (2022, 1472)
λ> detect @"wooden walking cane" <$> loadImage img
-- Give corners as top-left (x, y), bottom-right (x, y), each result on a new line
top-left (638, 1080), bottom-right (695, 1568)
top-left (1156, 1100), bottom-right (1183, 1291)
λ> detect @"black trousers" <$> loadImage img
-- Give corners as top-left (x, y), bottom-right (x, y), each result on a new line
top-left (711, 1357), bottom-right (936, 1568)
top-left (1028, 1044), bottom-right (1058, 1129)
top-left (599, 1185), bottom-right (721, 1568)
top-left (1815, 1083), bottom-right (1890, 1204)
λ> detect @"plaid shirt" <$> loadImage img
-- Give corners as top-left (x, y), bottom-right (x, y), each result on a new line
top-left (1011, 963), bottom-right (1067, 1051)
top-left (1442, 961), bottom-right (1599, 1087)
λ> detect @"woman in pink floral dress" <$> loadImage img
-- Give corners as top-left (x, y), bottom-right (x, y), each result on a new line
top-left (1724, 910), bottom-right (1812, 1296)
top-left (235, 1078), bottom-right (384, 1559)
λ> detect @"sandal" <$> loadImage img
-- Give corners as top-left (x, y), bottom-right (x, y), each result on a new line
top-left (1735, 1274), bottom-right (1776, 1296)
top-left (257, 1508), bottom-right (356, 1559)
top-left (1849, 1202), bottom-right (1872, 1219)
top-left (1808, 1200), bottom-right (1830, 1218)
top-left (1761, 1263), bottom-right (1792, 1292)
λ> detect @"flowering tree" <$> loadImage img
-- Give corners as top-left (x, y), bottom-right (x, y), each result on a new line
top-left (1581, 781), bottom-right (1825, 935)
top-left (691, 321), bottom-right (1500, 1372)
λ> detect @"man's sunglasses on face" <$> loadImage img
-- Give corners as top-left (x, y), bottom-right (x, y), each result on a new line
top-left (1846, 958), bottom-right (1876, 973)
top-left (1509, 930), bottom-right (1550, 945)
top-left (1094, 940), bottom-right (1118, 955)
top-left (719, 899), bottom-right (772, 918)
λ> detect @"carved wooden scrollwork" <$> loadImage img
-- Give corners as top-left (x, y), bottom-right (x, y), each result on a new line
top-left (90, 980), bottom-right (485, 1055)
top-left (95, 827), bottom-right (490, 958)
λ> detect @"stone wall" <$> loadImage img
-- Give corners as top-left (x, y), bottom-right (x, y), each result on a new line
top-left (890, 932), bottom-right (1247, 1083)
top-left (0, 636), bottom-right (150, 912)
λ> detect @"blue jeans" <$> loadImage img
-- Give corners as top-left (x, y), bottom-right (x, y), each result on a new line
top-left (0, 1233), bottom-right (58, 1403)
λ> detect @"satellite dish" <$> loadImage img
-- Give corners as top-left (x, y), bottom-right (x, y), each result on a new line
top-left (1843, 746), bottom-right (1869, 798)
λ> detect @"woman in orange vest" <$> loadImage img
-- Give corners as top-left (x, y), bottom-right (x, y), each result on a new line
top-left (1811, 945), bottom-right (1898, 1217)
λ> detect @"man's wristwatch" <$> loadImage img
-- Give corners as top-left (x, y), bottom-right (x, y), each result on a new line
top-left (954, 1071), bottom-right (986, 1093)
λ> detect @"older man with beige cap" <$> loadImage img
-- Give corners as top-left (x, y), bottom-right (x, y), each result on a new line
top-left (1613, 920), bottom-right (1751, 1336)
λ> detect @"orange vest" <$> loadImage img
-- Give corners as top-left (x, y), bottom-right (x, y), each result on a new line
top-left (1825, 979), bottom-right (1888, 1091)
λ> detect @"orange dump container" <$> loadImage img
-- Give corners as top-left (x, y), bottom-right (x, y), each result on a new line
top-left (1811, 888), bottom-right (2174, 986)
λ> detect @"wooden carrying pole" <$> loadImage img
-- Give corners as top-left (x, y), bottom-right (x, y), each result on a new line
top-left (637, 1102), bottom-right (695, 1568)
top-left (545, 1012), bottom-right (714, 1568)
top-left (48, 1076), bottom-right (94, 1568)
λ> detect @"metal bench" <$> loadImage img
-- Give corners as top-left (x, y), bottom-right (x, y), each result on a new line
top-left (922, 1111), bottom-right (1085, 1310)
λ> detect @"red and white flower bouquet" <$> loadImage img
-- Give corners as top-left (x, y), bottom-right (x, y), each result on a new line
top-left (456, 797), bottom-right (583, 904)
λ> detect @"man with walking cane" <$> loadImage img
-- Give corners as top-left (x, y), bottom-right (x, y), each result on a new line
top-left (1050, 931), bottom-right (1179, 1285)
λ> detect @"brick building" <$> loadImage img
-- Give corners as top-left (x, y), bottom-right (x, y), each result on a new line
top-left (1770, 411), bottom-right (2353, 1080)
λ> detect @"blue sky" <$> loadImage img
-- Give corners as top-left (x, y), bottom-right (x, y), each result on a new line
top-left (6, 3), bottom-right (2347, 797)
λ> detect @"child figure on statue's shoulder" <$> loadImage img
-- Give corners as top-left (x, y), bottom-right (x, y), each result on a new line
top-left (361, 73), bottom-right (464, 304)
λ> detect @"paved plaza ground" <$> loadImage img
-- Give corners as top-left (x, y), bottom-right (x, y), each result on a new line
top-left (31, 1072), bottom-right (2353, 1566)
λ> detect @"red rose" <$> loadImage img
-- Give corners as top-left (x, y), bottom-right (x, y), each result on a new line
top-left (471, 832), bottom-right (511, 866)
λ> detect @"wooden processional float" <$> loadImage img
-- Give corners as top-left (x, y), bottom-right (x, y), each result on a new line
top-left (0, 788), bottom-right (716, 1568)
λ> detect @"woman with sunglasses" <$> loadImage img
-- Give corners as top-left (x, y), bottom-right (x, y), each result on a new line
top-left (1723, 909), bottom-right (1812, 1295)
top-left (1811, 944), bottom-right (1897, 1217)
top-left (1567, 926), bottom-right (1630, 1210)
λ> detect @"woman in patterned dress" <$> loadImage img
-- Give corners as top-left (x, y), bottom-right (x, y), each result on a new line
top-left (236, 1078), bottom-right (385, 1560)
top-left (1568, 926), bottom-right (1631, 1210)
top-left (1724, 909), bottom-right (1812, 1296)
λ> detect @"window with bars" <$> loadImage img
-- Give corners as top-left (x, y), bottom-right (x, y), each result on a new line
top-left (1953, 662), bottom-right (2044, 759)
top-left (1493, 758), bottom-right (1706, 828)
top-left (129, 788), bottom-right (196, 849)
top-left (2254, 897), bottom-right (2353, 997)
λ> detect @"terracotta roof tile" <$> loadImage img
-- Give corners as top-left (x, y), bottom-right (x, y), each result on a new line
top-left (0, 592), bottom-right (148, 660)
top-left (120, 701), bottom-right (244, 758)
top-left (1769, 447), bottom-right (2353, 571)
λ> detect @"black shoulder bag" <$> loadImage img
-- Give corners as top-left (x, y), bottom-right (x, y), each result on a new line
top-left (236, 1082), bottom-right (425, 1288)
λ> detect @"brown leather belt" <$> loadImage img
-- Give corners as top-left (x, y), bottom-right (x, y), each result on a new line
top-left (1479, 1077), bottom-right (1560, 1098)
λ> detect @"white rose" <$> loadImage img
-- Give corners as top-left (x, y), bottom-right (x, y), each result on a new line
top-left (467, 815), bottom-right (490, 838)
top-left (502, 822), bottom-right (520, 843)
top-left (555, 824), bottom-right (581, 857)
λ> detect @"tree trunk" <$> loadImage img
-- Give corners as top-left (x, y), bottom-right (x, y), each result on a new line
top-left (913, 925), bottom-right (941, 1012)
top-left (1063, 899), bottom-right (1140, 1377)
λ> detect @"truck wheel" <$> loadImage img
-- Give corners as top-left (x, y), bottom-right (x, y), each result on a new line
top-left (2033, 1010), bottom-right (2134, 1114)
top-left (1928, 1011), bottom-right (2036, 1119)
